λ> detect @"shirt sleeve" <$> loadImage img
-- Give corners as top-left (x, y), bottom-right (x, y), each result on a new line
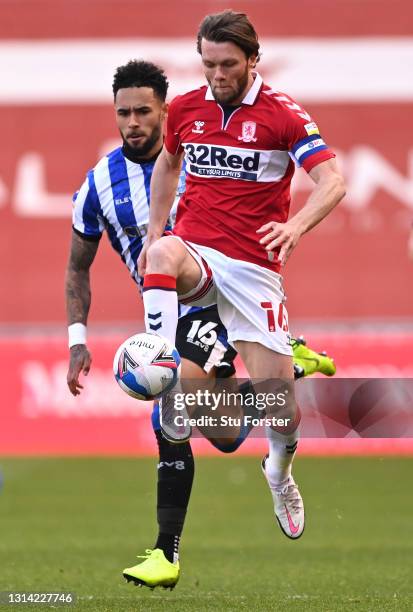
top-left (164, 95), bottom-right (184, 156)
top-left (72, 170), bottom-right (104, 240)
top-left (279, 93), bottom-right (335, 173)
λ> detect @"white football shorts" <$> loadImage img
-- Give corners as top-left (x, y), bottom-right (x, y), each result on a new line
top-left (175, 238), bottom-right (292, 356)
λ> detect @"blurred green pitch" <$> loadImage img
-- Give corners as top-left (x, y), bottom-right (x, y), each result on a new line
top-left (0, 456), bottom-right (412, 611)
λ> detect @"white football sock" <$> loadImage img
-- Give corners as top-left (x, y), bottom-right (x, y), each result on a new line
top-left (265, 425), bottom-right (299, 488)
top-left (143, 274), bottom-right (178, 346)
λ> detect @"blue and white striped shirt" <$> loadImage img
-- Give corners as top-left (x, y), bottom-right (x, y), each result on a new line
top-left (73, 146), bottom-right (177, 285)
top-left (72, 146), bottom-right (197, 319)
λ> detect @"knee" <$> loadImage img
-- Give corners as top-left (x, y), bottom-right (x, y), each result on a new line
top-left (146, 237), bottom-right (183, 276)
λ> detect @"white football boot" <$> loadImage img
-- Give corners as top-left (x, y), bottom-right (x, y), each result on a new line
top-left (261, 455), bottom-right (305, 539)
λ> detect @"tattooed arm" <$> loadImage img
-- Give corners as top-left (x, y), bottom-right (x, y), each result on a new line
top-left (65, 230), bottom-right (100, 396)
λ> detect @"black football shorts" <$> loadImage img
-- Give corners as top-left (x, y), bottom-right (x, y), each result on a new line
top-left (176, 305), bottom-right (237, 378)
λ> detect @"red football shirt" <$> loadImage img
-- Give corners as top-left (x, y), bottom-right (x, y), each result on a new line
top-left (165, 73), bottom-right (335, 272)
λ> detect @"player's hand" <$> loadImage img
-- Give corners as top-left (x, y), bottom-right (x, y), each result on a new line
top-left (67, 344), bottom-right (92, 396)
top-left (257, 221), bottom-right (303, 266)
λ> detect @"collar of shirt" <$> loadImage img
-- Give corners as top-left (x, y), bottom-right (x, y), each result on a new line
top-left (204, 72), bottom-right (263, 105)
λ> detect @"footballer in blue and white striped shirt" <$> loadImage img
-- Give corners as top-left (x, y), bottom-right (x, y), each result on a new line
top-left (66, 59), bottom-right (238, 589)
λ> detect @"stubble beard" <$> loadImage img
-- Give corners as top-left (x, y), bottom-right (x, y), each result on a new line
top-left (210, 68), bottom-right (250, 106)
top-left (121, 124), bottom-right (162, 159)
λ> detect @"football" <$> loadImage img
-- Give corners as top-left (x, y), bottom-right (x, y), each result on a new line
top-left (113, 332), bottom-right (181, 400)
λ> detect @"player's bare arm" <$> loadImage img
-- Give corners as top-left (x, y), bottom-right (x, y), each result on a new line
top-left (257, 158), bottom-right (345, 266)
top-left (138, 148), bottom-right (183, 276)
top-left (65, 231), bottom-right (99, 396)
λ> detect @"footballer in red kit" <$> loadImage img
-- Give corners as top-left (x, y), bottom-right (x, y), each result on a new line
top-left (134, 10), bottom-right (345, 587)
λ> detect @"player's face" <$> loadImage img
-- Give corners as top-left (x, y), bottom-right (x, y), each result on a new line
top-left (200, 38), bottom-right (256, 105)
top-left (115, 87), bottom-right (166, 158)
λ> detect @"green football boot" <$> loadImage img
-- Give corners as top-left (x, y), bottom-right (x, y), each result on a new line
top-left (123, 549), bottom-right (179, 590)
top-left (292, 336), bottom-right (336, 378)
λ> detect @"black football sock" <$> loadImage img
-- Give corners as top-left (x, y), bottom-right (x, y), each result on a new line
top-left (154, 429), bottom-right (194, 563)
top-left (154, 533), bottom-right (181, 563)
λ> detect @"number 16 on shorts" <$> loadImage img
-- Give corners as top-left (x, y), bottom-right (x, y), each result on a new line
top-left (261, 302), bottom-right (289, 333)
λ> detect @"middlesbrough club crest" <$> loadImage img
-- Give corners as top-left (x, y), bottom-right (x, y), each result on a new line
top-left (238, 121), bottom-right (257, 143)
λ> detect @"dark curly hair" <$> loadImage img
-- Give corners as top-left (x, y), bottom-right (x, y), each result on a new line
top-left (112, 60), bottom-right (169, 101)
top-left (197, 10), bottom-right (260, 62)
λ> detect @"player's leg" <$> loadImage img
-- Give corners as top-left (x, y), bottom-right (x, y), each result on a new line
top-left (234, 340), bottom-right (304, 539)
top-left (122, 358), bottom-right (205, 590)
top-left (122, 402), bottom-right (193, 589)
top-left (123, 310), bottom-right (230, 590)
top-left (205, 251), bottom-right (305, 539)
top-left (124, 357), bottom-right (213, 571)
top-left (152, 403), bottom-right (194, 563)
top-left (234, 340), bottom-right (298, 486)
top-left (236, 340), bottom-right (294, 379)
top-left (142, 236), bottom-right (203, 345)
top-left (144, 239), bottom-right (219, 445)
